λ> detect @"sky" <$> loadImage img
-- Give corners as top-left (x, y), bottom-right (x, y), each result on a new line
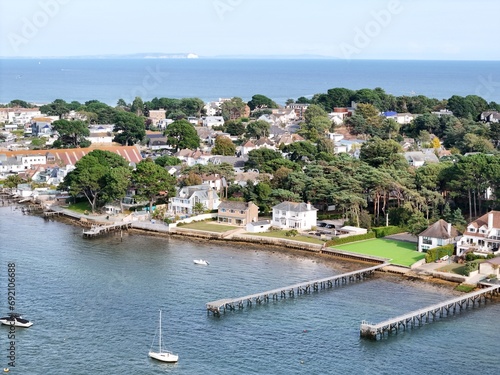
top-left (0, 0), bottom-right (499, 60)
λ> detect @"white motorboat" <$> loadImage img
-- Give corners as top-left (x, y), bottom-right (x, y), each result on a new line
top-left (193, 259), bottom-right (209, 266)
top-left (148, 310), bottom-right (178, 363)
top-left (0, 313), bottom-right (33, 328)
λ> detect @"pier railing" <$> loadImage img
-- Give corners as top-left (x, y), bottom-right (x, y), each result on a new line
top-left (206, 263), bottom-right (387, 316)
top-left (360, 284), bottom-right (500, 340)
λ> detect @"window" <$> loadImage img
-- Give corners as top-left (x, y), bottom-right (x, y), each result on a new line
top-left (240, 210), bottom-right (244, 214)
top-left (423, 237), bottom-right (432, 245)
top-left (468, 227), bottom-right (476, 233)
top-left (221, 208), bottom-right (226, 213)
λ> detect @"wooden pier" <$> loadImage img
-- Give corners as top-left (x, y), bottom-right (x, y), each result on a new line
top-left (82, 222), bottom-right (132, 237)
top-left (206, 263), bottom-right (387, 316)
top-left (360, 284), bottom-right (500, 340)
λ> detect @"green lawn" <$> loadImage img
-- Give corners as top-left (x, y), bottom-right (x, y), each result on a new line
top-left (179, 222), bottom-right (238, 233)
top-left (247, 231), bottom-right (325, 245)
top-left (333, 238), bottom-right (424, 267)
top-left (67, 201), bottom-right (92, 213)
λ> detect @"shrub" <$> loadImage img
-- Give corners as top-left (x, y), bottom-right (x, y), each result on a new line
top-left (425, 244), bottom-right (454, 263)
top-left (372, 226), bottom-right (406, 238)
top-left (325, 232), bottom-right (376, 246)
top-left (464, 261), bottom-right (479, 276)
top-left (455, 284), bottom-right (476, 293)
top-left (285, 229), bottom-right (298, 237)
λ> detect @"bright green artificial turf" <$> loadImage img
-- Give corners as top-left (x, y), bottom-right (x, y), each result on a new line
top-left (333, 238), bottom-right (424, 267)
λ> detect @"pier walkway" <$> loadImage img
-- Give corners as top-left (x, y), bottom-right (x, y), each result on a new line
top-left (360, 284), bottom-right (500, 340)
top-left (206, 263), bottom-right (387, 316)
top-left (82, 222), bottom-right (131, 237)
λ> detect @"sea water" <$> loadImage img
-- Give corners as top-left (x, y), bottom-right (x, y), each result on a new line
top-left (0, 206), bottom-right (498, 374)
top-left (1, 59), bottom-right (500, 105)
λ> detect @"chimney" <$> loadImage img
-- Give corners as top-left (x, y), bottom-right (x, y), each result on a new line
top-left (307, 202), bottom-right (311, 210)
top-left (488, 212), bottom-right (494, 230)
top-left (447, 222), bottom-right (452, 236)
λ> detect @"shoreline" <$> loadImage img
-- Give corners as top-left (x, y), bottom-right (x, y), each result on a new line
top-left (33, 206), bottom-right (469, 292)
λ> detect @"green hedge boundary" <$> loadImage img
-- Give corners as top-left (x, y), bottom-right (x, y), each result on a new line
top-left (325, 232), bottom-right (376, 246)
top-left (425, 244), bottom-right (455, 263)
top-left (372, 226), bottom-right (407, 238)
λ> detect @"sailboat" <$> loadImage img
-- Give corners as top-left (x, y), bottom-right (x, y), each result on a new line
top-left (148, 309), bottom-right (178, 363)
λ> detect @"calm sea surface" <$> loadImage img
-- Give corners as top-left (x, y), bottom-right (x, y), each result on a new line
top-left (0, 59), bottom-right (500, 105)
top-left (0, 206), bottom-right (498, 374)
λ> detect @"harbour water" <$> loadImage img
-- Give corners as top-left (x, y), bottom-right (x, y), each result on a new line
top-left (0, 206), bottom-right (499, 374)
top-left (1, 59), bottom-right (500, 105)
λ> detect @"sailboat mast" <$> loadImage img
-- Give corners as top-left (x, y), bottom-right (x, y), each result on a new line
top-left (159, 309), bottom-right (162, 351)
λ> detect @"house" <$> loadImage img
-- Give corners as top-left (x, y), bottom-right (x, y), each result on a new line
top-left (456, 211), bottom-right (500, 256)
top-left (217, 201), bottom-right (259, 226)
top-left (169, 185), bottom-right (220, 215)
top-left (404, 151), bottom-right (439, 167)
top-left (417, 219), bottom-right (460, 253)
top-left (285, 103), bottom-right (310, 118)
top-left (432, 109), bottom-right (454, 117)
top-left (148, 109), bottom-right (166, 126)
top-left (241, 140), bottom-right (257, 155)
top-left (31, 121), bottom-right (52, 137)
top-left (271, 201), bottom-right (317, 230)
top-left (480, 111), bottom-right (500, 123)
top-left (202, 116), bottom-right (225, 128)
top-left (246, 220), bottom-right (271, 233)
top-left (174, 149), bottom-right (211, 166)
top-left (87, 124), bottom-right (114, 144)
top-left (478, 257), bottom-right (500, 278)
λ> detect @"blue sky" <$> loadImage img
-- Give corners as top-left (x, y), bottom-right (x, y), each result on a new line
top-left (0, 0), bottom-right (498, 60)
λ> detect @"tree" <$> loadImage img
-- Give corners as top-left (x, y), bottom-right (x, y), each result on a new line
top-left (359, 138), bottom-right (406, 169)
top-left (61, 150), bottom-right (130, 213)
top-left (211, 136), bottom-right (236, 156)
top-left (245, 149), bottom-right (283, 172)
top-left (4, 175), bottom-right (24, 189)
top-left (130, 96), bottom-right (145, 116)
top-left (407, 211), bottom-right (428, 236)
top-left (154, 155), bottom-right (181, 167)
top-left (299, 104), bottom-right (331, 141)
top-left (163, 119), bottom-right (200, 151)
top-left (193, 202), bottom-right (206, 215)
top-left (40, 99), bottom-right (71, 118)
top-left (247, 94), bottom-right (278, 111)
top-left (225, 120), bottom-right (246, 137)
top-left (113, 111), bottom-right (146, 146)
top-left (245, 120), bottom-right (270, 139)
top-left (51, 119), bottom-right (90, 148)
top-left (220, 97), bottom-right (247, 121)
top-left (132, 159), bottom-right (176, 213)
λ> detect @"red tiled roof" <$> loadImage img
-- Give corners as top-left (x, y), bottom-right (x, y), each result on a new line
top-left (1, 146), bottom-right (142, 165)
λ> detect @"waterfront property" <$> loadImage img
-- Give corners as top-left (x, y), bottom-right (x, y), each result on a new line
top-left (271, 201), bottom-right (317, 230)
top-left (360, 284), bottom-right (500, 340)
top-left (456, 211), bottom-right (500, 256)
top-left (206, 263), bottom-right (386, 316)
top-left (217, 200), bottom-right (259, 226)
top-left (333, 238), bottom-right (424, 267)
top-left (417, 219), bottom-right (460, 252)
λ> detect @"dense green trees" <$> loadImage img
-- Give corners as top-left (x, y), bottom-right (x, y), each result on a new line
top-left (163, 119), bottom-right (200, 151)
top-left (247, 94), bottom-right (278, 111)
top-left (51, 119), bottom-right (90, 148)
top-left (211, 136), bottom-right (236, 156)
top-left (113, 111), bottom-right (146, 146)
top-left (62, 150), bottom-right (130, 213)
top-left (132, 159), bottom-right (177, 213)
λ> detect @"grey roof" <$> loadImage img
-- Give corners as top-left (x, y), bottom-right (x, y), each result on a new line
top-left (248, 220), bottom-right (270, 226)
top-left (273, 201), bottom-right (316, 212)
top-left (418, 219), bottom-right (459, 239)
top-left (218, 201), bottom-right (253, 210)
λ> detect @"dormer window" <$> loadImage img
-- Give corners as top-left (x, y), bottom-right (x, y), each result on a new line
top-left (468, 227), bottom-right (476, 233)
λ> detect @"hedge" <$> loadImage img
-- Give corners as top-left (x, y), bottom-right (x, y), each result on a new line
top-left (325, 232), bottom-right (376, 246)
top-left (425, 244), bottom-right (455, 263)
top-left (372, 226), bottom-right (406, 238)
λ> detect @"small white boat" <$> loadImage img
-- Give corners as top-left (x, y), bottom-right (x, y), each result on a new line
top-left (0, 313), bottom-right (33, 328)
top-left (193, 259), bottom-right (209, 266)
top-left (148, 310), bottom-right (178, 363)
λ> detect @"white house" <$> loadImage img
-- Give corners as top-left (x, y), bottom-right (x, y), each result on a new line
top-left (456, 211), bottom-right (500, 256)
top-left (271, 201), bottom-right (317, 230)
top-left (202, 116), bottom-right (224, 128)
top-left (417, 219), bottom-right (460, 253)
top-left (169, 185), bottom-right (220, 215)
